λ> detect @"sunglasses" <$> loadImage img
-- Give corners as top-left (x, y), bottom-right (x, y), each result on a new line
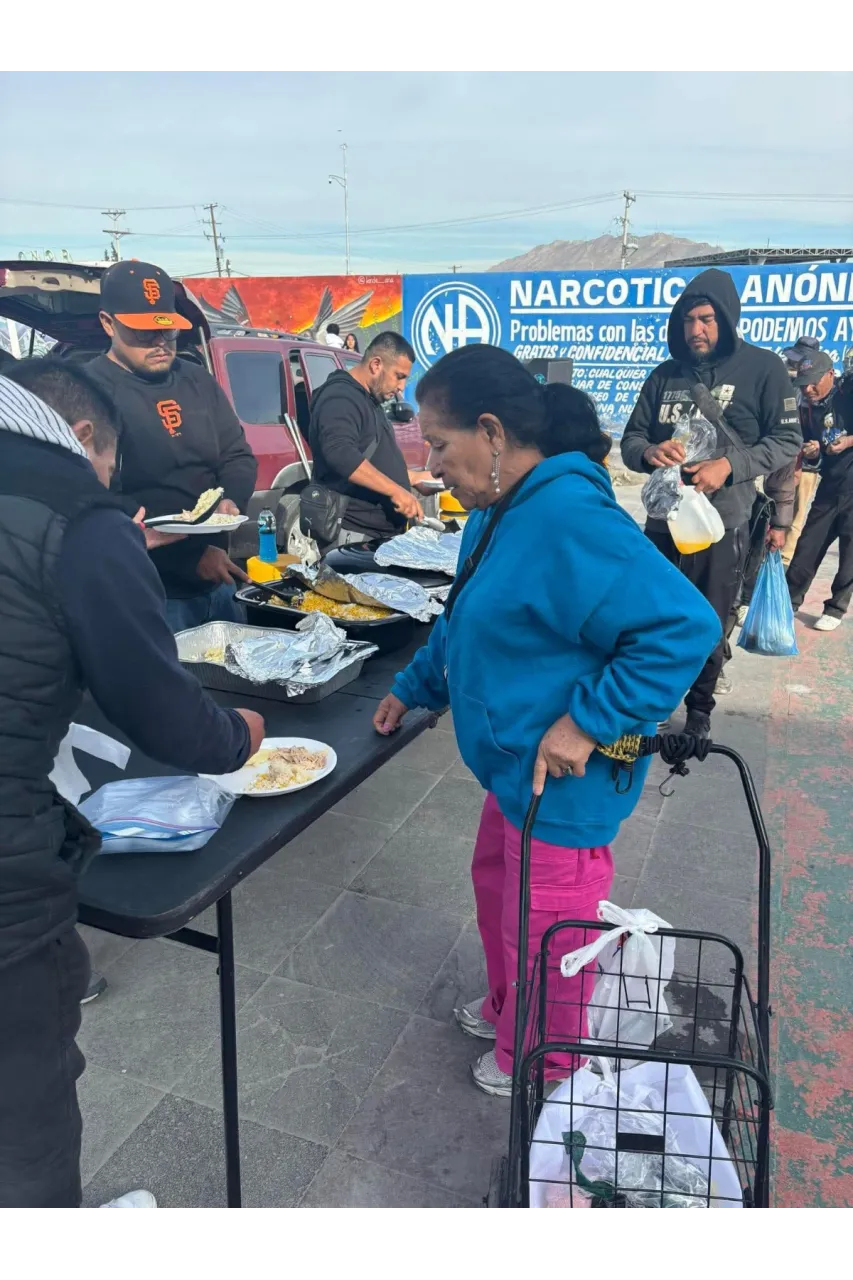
top-left (110, 316), bottom-right (179, 346)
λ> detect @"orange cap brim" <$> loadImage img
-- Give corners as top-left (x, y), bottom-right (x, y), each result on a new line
top-left (114, 311), bottom-right (193, 331)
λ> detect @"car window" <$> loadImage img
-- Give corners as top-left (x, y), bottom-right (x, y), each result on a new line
top-left (341, 355), bottom-right (361, 371)
top-left (301, 351), bottom-right (338, 393)
top-left (225, 351), bottom-right (286, 424)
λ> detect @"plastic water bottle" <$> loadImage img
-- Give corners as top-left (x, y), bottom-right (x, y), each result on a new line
top-left (257, 508), bottom-right (277, 564)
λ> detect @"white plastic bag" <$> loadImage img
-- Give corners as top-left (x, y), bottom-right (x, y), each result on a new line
top-left (79, 775), bottom-right (235, 853)
top-left (667, 485), bottom-right (725, 555)
top-left (529, 1060), bottom-right (743, 1208)
top-left (49, 723), bottom-right (131, 805)
top-left (561, 902), bottom-right (675, 1062)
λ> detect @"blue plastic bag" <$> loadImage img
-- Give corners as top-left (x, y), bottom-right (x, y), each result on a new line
top-left (737, 549), bottom-right (798, 657)
top-left (80, 775), bottom-right (235, 854)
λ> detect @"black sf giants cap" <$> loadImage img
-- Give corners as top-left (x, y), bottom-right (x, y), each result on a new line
top-left (100, 260), bottom-right (192, 331)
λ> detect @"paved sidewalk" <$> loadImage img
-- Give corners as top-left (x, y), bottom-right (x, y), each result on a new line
top-left (74, 486), bottom-right (852, 1207)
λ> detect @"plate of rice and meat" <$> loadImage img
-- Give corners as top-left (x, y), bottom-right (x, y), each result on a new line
top-left (202, 737), bottom-right (336, 798)
top-left (144, 486), bottom-right (248, 535)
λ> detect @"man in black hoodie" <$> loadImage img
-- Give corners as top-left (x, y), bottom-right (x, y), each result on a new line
top-left (308, 331), bottom-right (425, 571)
top-left (621, 268), bottom-right (801, 735)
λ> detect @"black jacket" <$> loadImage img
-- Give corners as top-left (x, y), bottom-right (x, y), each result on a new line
top-left (87, 354), bottom-right (257, 596)
top-left (798, 379), bottom-right (853, 494)
top-left (308, 369), bottom-right (411, 538)
top-left (621, 268), bottom-right (802, 530)
top-left (0, 424), bottom-right (251, 970)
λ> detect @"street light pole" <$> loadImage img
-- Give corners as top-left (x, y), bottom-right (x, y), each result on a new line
top-left (329, 142), bottom-right (350, 275)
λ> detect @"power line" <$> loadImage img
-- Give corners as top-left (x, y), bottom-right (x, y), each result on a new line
top-left (127, 193), bottom-right (621, 243)
top-left (637, 189), bottom-right (853, 203)
top-left (0, 197), bottom-right (202, 211)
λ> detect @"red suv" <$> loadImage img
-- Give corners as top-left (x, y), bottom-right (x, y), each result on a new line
top-left (207, 325), bottom-right (429, 555)
top-left (0, 262), bottom-right (429, 556)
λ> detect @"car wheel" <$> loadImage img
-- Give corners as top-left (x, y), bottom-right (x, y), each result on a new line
top-left (276, 494), bottom-right (303, 555)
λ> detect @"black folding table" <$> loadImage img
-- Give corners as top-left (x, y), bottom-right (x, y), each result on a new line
top-left (76, 639), bottom-right (437, 1207)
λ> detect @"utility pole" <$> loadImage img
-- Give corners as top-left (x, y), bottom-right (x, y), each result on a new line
top-left (329, 143), bottom-right (350, 275)
top-left (203, 203), bottom-right (224, 277)
top-left (619, 191), bottom-right (637, 269)
top-left (101, 209), bottom-right (131, 262)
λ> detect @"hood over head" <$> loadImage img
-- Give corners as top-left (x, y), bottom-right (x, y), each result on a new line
top-left (0, 374), bottom-right (87, 458)
top-left (667, 268), bottom-right (742, 365)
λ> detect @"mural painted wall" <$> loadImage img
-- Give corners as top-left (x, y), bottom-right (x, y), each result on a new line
top-left (184, 274), bottom-right (402, 348)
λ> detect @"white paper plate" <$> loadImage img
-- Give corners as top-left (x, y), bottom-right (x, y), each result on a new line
top-left (202, 736), bottom-right (336, 798)
top-left (152, 514), bottom-right (249, 536)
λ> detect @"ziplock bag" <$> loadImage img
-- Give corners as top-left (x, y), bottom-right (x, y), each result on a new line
top-left (736, 549), bottom-right (798, 657)
top-left (641, 413), bottom-right (717, 520)
top-left (561, 901), bottom-right (675, 1064)
top-left (80, 775), bottom-right (236, 853)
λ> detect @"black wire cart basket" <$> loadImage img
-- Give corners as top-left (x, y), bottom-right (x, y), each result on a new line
top-left (486, 735), bottom-right (773, 1209)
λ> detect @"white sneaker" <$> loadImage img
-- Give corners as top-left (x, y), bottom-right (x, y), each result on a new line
top-left (814, 614), bottom-right (842, 632)
top-left (736, 604), bottom-right (749, 627)
top-left (453, 996), bottom-right (496, 1041)
top-left (470, 1049), bottom-right (513, 1097)
top-left (100, 1189), bottom-right (157, 1208)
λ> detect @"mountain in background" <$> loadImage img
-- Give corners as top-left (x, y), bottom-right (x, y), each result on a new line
top-left (490, 232), bottom-right (722, 272)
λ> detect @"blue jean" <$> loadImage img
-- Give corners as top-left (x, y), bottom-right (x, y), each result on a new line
top-left (165, 583), bottom-right (246, 633)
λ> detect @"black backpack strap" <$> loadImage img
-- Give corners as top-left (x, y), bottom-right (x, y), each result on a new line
top-left (443, 472), bottom-right (532, 623)
top-left (680, 366), bottom-right (748, 458)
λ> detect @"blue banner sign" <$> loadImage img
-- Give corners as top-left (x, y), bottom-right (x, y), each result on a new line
top-left (402, 266), bottom-right (853, 430)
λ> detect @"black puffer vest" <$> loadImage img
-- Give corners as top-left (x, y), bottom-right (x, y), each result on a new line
top-left (0, 432), bottom-right (124, 968)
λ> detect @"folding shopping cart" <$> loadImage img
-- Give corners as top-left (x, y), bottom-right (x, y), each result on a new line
top-left (486, 734), bottom-right (773, 1209)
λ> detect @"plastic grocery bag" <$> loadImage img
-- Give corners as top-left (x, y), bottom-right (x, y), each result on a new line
top-left (49, 723), bottom-right (131, 805)
top-left (737, 549), bottom-right (798, 657)
top-left (561, 902), bottom-right (675, 1064)
top-left (80, 775), bottom-right (236, 854)
top-left (529, 1060), bottom-right (743, 1208)
top-left (641, 413), bottom-right (717, 520)
top-left (667, 485), bottom-right (725, 555)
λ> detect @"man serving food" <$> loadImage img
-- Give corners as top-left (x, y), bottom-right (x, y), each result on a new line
top-left (85, 260), bottom-right (258, 630)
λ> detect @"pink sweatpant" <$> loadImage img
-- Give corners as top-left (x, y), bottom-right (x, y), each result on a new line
top-left (472, 793), bottom-right (614, 1078)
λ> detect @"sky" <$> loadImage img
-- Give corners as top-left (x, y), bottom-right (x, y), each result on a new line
top-left (1, 70), bottom-right (852, 277)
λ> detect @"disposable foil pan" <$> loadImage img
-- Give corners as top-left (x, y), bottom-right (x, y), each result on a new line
top-left (176, 622), bottom-right (373, 703)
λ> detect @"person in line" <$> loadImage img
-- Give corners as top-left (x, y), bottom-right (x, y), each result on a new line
top-left (308, 331), bottom-right (432, 574)
top-left (620, 268), bottom-right (801, 736)
top-left (786, 351), bottom-right (853, 631)
top-left (85, 260), bottom-right (257, 631)
top-left (725, 340), bottom-right (821, 632)
top-left (373, 345), bottom-right (720, 1097)
top-left (780, 340), bottom-right (825, 569)
top-left (324, 322), bottom-right (344, 349)
top-left (0, 361), bottom-right (264, 1208)
top-left (343, 332), bottom-right (360, 353)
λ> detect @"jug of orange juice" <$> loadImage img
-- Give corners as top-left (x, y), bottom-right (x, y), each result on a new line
top-left (667, 485), bottom-right (725, 555)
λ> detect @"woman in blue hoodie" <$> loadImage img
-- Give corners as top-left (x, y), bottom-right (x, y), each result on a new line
top-left (374, 346), bottom-right (720, 1097)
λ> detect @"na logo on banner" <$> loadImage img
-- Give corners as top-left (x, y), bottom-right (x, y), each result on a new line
top-left (411, 281), bottom-right (501, 369)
